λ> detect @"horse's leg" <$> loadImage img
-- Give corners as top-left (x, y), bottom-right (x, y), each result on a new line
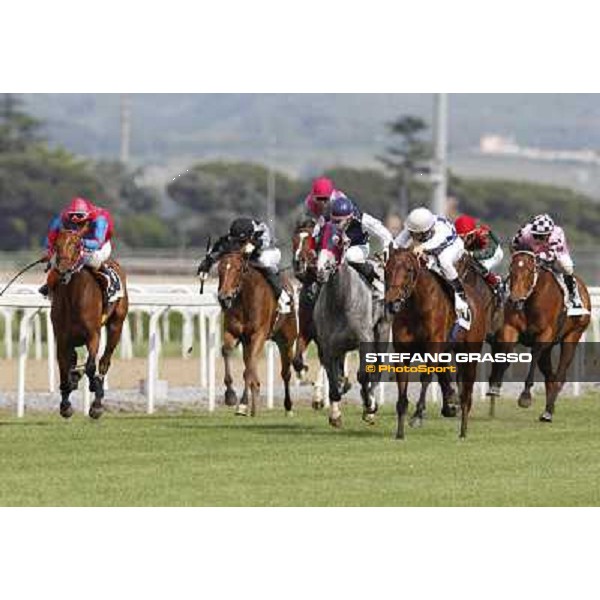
top-left (410, 372), bottom-right (431, 428)
top-left (243, 334), bottom-right (267, 418)
top-left (357, 358), bottom-right (377, 425)
top-left (339, 354), bottom-right (351, 395)
top-left (537, 346), bottom-right (556, 422)
top-left (326, 357), bottom-right (343, 428)
top-left (85, 328), bottom-right (103, 419)
top-left (275, 326), bottom-right (295, 416)
top-left (540, 331), bottom-right (582, 422)
top-left (395, 369), bottom-right (409, 440)
top-left (439, 369), bottom-right (458, 418)
top-left (488, 325), bottom-right (518, 404)
top-left (222, 330), bottom-right (238, 407)
top-left (58, 340), bottom-right (74, 418)
top-left (459, 362), bottom-right (477, 439)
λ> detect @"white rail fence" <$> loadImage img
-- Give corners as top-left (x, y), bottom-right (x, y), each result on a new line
top-left (1, 284), bottom-right (600, 417)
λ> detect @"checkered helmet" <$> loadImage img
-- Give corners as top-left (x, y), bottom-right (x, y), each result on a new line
top-left (531, 214), bottom-right (554, 236)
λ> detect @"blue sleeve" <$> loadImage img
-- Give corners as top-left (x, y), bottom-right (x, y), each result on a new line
top-left (44, 215), bottom-right (62, 249)
top-left (83, 216), bottom-right (108, 250)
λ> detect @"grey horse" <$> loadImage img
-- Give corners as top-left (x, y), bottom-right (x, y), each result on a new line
top-left (313, 223), bottom-right (390, 427)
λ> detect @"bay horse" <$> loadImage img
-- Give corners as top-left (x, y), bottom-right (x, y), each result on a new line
top-left (384, 247), bottom-right (494, 439)
top-left (51, 229), bottom-right (128, 419)
top-left (488, 250), bottom-right (590, 422)
top-left (313, 222), bottom-right (390, 428)
top-left (291, 219), bottom-right (318, 381)
top-left (217, 249), bottom-right (298, 416)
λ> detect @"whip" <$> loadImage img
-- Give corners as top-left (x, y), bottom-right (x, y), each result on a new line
top-left (0, 257), bottom-right (46, 297)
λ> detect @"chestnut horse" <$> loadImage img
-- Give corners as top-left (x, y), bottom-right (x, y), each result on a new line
top-left (385, 248), bottom-right (495, 439)
top-left (218, 250), bottom-right (298, 416)
top-left (488, 250), bottom-right (590, 422)
top-left (291, 220), bottom-right (318, 380)
top-left (51, 229), bottom-right (128, 419)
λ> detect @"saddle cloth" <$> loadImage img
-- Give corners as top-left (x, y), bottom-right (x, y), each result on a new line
top-left (94, 264), bottom-right (124, 304)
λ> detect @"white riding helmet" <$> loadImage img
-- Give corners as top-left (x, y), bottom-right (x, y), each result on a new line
top-left (531, 213), bottom-right (554, 236)
top-left (406, 207), bottom-right (436, 233)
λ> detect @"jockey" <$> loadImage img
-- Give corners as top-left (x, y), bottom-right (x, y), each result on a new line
top-left (196, 217), bottom-right (292, 314)
top-left (511, 213), bottom-right (589, 316)
top-left (394, 207), bottom-right (471, 329)
top-left (304, 176), bottom-right (347, 223)
top-left (454, 214), bottom-right (504, 290)
top-left (39, 196), bottom-right (114, 297)
top-left (326, 195), bottom-right (394, 292)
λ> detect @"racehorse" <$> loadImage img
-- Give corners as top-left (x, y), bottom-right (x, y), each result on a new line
top-left (217, 248), bottom-right (298, 416)
top-left (291, 220), bottom-right (318, 381)
top-left (51, 228), bottom-right (128, 419)
top-left (384, 247), bottom-right (493, 439)
top-left (313, 222), bottom-right (390, 427)
top-left (488, 250), bottom-right (590, 422)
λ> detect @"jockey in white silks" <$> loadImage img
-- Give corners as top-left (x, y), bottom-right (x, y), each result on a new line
top-left (511, 213), bottom-right (589, 316)
top-left (394, 207), bottom-right (471, 330)
top-left (196, 217), bottom-right (292, 314)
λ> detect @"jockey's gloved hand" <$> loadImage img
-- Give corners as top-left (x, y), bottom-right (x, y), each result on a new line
top-left (242, 242), bottom-right (256, 255)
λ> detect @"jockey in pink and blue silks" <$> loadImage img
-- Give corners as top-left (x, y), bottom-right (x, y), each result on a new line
top-left (303, 177), bottom-right (393, 294)
top-left (39, 196), bottom-right (115, 297)
top-left (511, 213), bottom-right (589, 316)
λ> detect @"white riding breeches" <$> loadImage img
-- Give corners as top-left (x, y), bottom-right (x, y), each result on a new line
top-left (84, 241), bottom-right (112, 269)
top-left (345, 243), bottom-right (370, 264)
top-left (256, 247), bottom-right (281, 272)
top-left (480, 245), bottom-right (504, 272)
top-left (554, 254), bottom-right (574, 276)
top-left (434, 238), bottom-right (465, 281)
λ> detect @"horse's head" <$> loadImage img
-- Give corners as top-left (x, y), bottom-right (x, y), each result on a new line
top-left (508, 250), bottom-right (538, 309)
top-left (384, 246), bottom-right (421, 314)
top-left (217, 251), bottom-right (248, 310)
top-left (54, 229), bottom-right (85, 277)
top-left (316, 222), bottom-right (345, 284)
top-left (292, 220), bottom-right (317, 279)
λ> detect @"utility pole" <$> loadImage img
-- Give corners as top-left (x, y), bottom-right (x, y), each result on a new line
top-left (266, 135), bottom-right (276, 237)
top-left (431, 93), bottom-right (448, 215)
top-left (120, 94), bottom-right (131, 164)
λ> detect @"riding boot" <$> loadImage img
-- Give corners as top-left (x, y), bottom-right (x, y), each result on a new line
top-left (259, 268), bottom-right (292, 314)
top-left (564, 273), bottom-right (589, 315)
top-left (449, 277), bottom-right (472, 330)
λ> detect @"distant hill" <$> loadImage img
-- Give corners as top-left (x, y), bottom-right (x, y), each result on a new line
top-left (20, 93), bottom-right (600, 195)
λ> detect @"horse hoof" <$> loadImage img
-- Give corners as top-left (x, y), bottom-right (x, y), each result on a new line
top-left (285, 410), bottom-right (294, 418)
top-left (328, 415), bottom-right (342, 428)
top-left (518, 393), bottom-right (532, 409)
top-left (224, 390), bottom-right (238, 407)
top-left (441, 405), bottom-right (457, 418)
top-left (311, 400), bottom-right (324, 411)
top-left (395, 432), bottom-right (405, 440)
top-left (362, 412), bottom-right (376, 425)
top-left (60, 403), bottom-right (73, 419)
top-left (89, 406), bottom-right (103, 420)
top-left (409, 416), bottom-right (423, 428)
top-left (539, 411), bottom-right (553, 423)
top-left (235, 405), bottom-right (248, 417)
top-left (487, 386), bottom-right (501, 397)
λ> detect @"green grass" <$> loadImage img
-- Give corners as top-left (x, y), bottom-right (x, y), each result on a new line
top-left (1, 394), bottom-right (600, 506)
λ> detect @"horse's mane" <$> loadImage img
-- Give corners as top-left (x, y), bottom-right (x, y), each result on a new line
top-left (295, 217), bottom-right (317, 231)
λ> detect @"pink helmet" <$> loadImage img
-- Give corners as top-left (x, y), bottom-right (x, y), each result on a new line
top-left (311, 177), bottom-right (335, 199)
top-left (65, 197), bottom-right (93, 223)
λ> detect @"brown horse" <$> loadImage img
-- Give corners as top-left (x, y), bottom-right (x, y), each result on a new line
top-left (51, 229), bottom-right (128, 419)
top-left (384, 248), bottom-right (494, 439)
top-left (218, 250), bottom-right (298, 416)
top-left (291, 220), bottom-right (318, 380)
top-left (488, 250), bottom-right (590, 422)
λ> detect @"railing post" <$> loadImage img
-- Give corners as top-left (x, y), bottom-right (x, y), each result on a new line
top-left (18, 308), bottom-right (39, 417)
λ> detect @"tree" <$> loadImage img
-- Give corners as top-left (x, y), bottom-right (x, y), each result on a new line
top-left (0, 94), bottom-right (43, 153)
top-left (377, 115), bottom-right (432, 217)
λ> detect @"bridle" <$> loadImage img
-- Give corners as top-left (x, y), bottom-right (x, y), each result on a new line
top-left (218, 251), bottom-right (250, 305)
top-left (385, 250), bottom-right (420, 313)
top-left (55, 230), bottom-right (86, 284)
top-left (508, 250), bottom-right (538, 309)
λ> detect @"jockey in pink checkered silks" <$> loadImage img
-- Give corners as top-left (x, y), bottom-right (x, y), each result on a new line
top-left (511, 213), bottom-right (589, 316)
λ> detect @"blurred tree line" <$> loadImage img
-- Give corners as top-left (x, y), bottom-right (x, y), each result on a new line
top-left (1, 96), bottom-right (599, 253)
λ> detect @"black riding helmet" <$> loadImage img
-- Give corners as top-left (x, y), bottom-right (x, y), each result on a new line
top-left (229, 217), bottom-right (256, 241)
